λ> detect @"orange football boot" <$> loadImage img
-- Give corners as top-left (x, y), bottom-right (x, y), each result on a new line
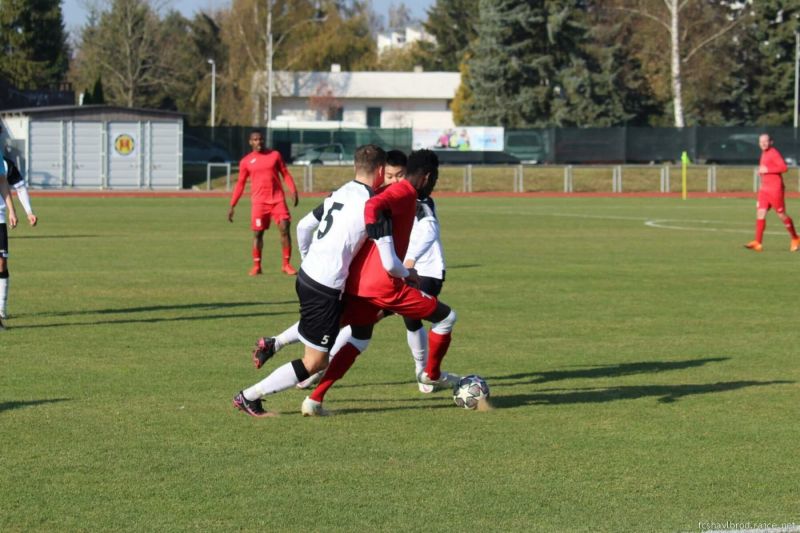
top-left (791, 238), bottom-right (800, 252)
top-left (248, 265), bottom-right (263, 276)
top-left (744, 240), bottom-right (763, 252)
top-left (281, 264), bottom-right (297, 276)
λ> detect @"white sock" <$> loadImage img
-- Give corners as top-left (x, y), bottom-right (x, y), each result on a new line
top-left (328, 326), bottom-right (353, 362)
top-left (0, 277), bottom-right (8, 318)
top-left (243, 360), bottom-right (305, 400)
top-left (274, 321), bottom-right (300, 351)
top-left (407, 327), bottom-right (428, 374)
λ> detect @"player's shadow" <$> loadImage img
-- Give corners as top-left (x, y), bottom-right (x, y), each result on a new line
top-left (0, 398), bottom-right (71, 414)
top-left (10, 301), bottom-right (297, 329)
top-left (323, 397), bottom-right (453, 415)
top-left (11, 234), bottom-right (102, 240)
top-left (21, 301), bottom-right (294, 319)
top-left (446, 263), bottom-right (480, 270)
top-left (490, 380), bottom-right (793, 407)
top-left (489, 357), bottom-right (730, 385)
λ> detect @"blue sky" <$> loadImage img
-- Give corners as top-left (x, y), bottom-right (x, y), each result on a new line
top-left (61, 0), bottom-right (435, 34)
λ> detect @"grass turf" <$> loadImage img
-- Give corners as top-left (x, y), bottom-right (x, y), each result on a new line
top-left (1, 195), bottom-right (799, 532)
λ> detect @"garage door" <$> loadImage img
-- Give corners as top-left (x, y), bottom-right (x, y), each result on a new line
top-left (70, 122), bottom-right (103, 188)
top-left (108, 122), bottom-right (141, 188)
top-left (149, 122), bottom-right (181, 189)
top-left (29, 121), bottom-right (64, 187)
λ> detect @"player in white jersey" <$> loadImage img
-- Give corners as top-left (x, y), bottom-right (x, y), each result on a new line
top-left (402, 194), bottom-right (446, 390)
top-left (0, 152), bottom-right (37, 330)
top-left (233, 144), bottom-right (389, 417)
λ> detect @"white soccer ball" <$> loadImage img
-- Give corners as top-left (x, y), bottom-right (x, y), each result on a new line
top-left (453, 374), bottom-right (489, 410)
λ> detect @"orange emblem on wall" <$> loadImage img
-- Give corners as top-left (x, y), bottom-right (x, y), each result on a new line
top-left (114, 134), bottom-right (135, 156)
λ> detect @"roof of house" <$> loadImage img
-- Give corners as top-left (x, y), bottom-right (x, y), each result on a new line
top-left (272, 71), bottom-right (461, 100)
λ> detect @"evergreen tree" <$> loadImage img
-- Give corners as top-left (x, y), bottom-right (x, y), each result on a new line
top-left (420, 0), bottom-right (478, 71)
top-left (464, 0), bottom-right (630, 127)
top-left (742, 1), bottom-right (800, 126)
top-left (0, 0), bottom-right (70, 89)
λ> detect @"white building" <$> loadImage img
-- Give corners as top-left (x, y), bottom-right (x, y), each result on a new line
top-left (265, 69), bottom-right (461, 129)
top-left (376, 26), bottom-right (435, 55)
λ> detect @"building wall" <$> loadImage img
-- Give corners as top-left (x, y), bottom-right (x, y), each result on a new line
top-left (274, 97), bottom-right (454, 129)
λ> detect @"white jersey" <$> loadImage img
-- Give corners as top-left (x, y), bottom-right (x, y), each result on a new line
top-left (404, 197), bottom-right (445, 279)
top-left (300, 180), bottom-right (373, 291)
top-left (0, 157), bottom-right (32, 224)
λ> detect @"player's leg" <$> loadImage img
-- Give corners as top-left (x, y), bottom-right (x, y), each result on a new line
top-left (234, 272), bottom-right (341, 416)
top-left (296, 325), bottom-right (353, 388)
top-left (271, 202), bottom-right (296, 275)
top-left (773, 194), bottom-right (800, 250)
top-left (745, 197), bottom-right (768, 251)
top-left (418, 301), bottom-right (459, 388)
top-left (250, 228), bottom-right (265, 275)
top-left (252, 320), bottom-right (301, 369)
top-left (303, 324), bottom-right (374, 416)
top-left (403, 277), bottom-right (443, 392)
top-left (0, 224), bottom-right (8, 327)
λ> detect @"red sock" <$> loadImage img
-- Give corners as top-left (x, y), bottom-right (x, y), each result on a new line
top-left (282, 245), bottom-right (292, 266)
top-left (309, 343), bottom-right (361, 403)
top-left (783, 216), bottom-right (798, 239)
top-left (252, 247), bottom-right (262, 267)
top-left (756, 219), bottom-right (766, 243)
top-left (424, 331), bottom-right (452, 380)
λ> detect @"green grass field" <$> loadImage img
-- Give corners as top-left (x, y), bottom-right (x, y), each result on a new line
top-left (2, 195), bottom-right (799, 532)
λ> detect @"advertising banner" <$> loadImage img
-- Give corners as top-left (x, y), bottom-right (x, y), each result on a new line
top-left (412, 127), bottom-right (504, 152)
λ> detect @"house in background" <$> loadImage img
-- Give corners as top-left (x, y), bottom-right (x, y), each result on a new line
top-left (263, 67), bottom-right (461, 129)
top-left (376, 26), bottom-right (435, 55)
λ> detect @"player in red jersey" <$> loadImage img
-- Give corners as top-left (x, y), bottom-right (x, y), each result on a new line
top-left (301, 150), bottom-right (460, 416)
top-left (745, 133), bottom-right (800, 252)
top-left (228, 130), bottom-right (299, 275)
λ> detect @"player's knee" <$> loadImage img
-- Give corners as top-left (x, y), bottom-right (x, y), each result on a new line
top-left (431, 309), bottom-right (456, 335)
top-left (349, 336), bottom-right (370, 352)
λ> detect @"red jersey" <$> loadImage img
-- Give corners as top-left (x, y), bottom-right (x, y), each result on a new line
top-left (231, 149), bottom-right (297, 206)
top-left (346, 179), bottom-right (418, 298)
top-left (759, 146), bottom-right (788, 192)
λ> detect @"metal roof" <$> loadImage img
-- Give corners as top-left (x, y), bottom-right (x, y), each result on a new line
top-left (0, 105), bottom-right (183, 118)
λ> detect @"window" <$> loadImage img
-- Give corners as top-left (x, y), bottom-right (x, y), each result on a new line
top-left (367, 107), bottom-right (381, 128)
top-left (328, 106), bottom-right (344, 121)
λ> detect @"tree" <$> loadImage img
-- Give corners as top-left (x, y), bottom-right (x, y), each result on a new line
top-left (740, 1), bottom-right (800, 126)
top-left (608, 0), bottom-right (748, 127)
top-left (387, 2), bottom-right (412, 31)
top-left (463, 0), bottom-right (630, 127)
top-left (419, 0), bottom-right (479, 71)
top-left (71, 0), bottom-right (166, 107)
top-left (0, 0), bottom-right (70, 89)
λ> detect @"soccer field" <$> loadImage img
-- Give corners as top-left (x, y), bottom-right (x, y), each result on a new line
top-left (2, 195), bottom-right (799, 532)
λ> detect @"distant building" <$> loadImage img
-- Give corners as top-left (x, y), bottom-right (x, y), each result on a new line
top-left (260, 68), bottom-right (461, 129)
top-left (377, 26), bottom-right (435, 55)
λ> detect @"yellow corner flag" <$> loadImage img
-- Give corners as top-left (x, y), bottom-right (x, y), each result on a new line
top-left (681, 151), bottom-right (691, 200)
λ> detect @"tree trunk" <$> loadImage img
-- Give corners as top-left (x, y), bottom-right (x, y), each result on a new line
top-left (668, 0), bottom-right (685, 128)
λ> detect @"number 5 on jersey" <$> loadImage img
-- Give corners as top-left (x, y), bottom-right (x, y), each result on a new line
top-left (317, 202), bottom-right (343, 239)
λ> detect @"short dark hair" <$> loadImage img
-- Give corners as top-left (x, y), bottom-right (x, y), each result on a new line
top-left (354, 144), bottom-right (387, 174)
top-left (249, 129), bottom-right (263, 138)
top-left (386, 149), bottom-right (407, 168)
top-left (406, 149), bottom-right (439, 198)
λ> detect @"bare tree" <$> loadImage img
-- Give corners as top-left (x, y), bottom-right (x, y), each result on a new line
top-left (74, 0), bottom-right (167, 107)
top-left (610, 0), bottom-right (747, 127)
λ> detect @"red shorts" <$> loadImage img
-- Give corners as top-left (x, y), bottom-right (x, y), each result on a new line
top-left (341, 284), bottom-right (439, 326)
top-left (757, 187), bottom-right (785, 213)
top-left (251, 201), bottom-right (290, 231)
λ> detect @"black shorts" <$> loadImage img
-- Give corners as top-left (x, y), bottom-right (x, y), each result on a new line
top-left (0, 224), bottom-right (7, 258)
top-left (418, 276), bottom-right (444, 298)
top-left (296, 269), bottom-right (343, 352)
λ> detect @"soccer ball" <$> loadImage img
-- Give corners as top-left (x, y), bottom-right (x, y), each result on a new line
top-left (453, 374), bottom-right (489, 410)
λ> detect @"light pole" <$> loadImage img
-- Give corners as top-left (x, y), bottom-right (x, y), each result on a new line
top-left (207, 59), bottom-right (216, 138)
top-left (265, 1), bottom-right (326, 145)
top-left (794, 31), bottom-right (799, 129)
